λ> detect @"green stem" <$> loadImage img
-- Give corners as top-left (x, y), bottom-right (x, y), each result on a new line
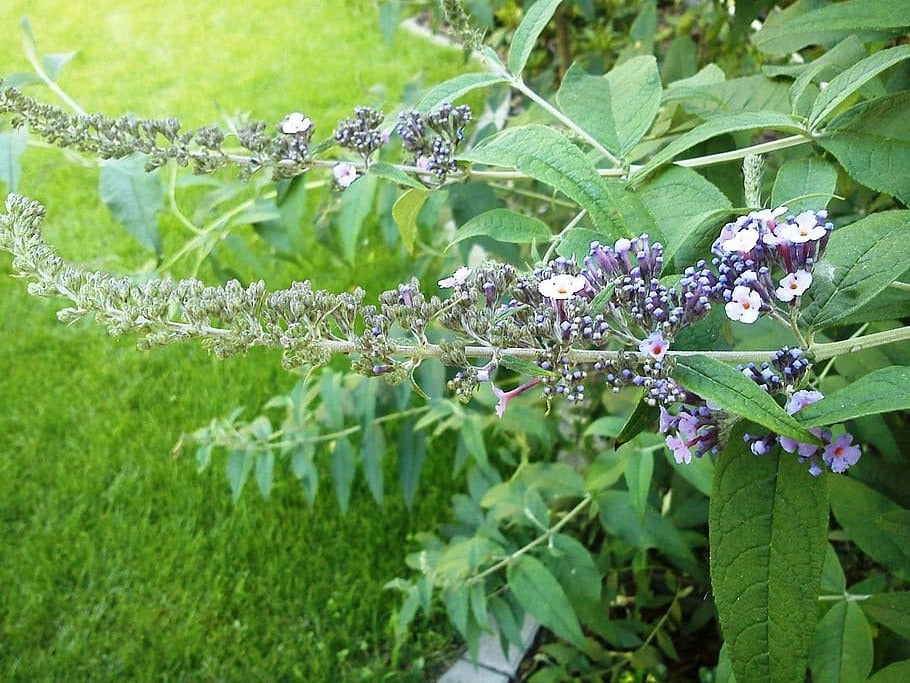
top-left (811, 325), bottom-right (910, 362)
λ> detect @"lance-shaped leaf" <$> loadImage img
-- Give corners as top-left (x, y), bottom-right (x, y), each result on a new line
top-left (508, 0), bottom-right (562, 76)
top-left (710, 428), bottom-right (829, 682)
top-left (770, 157), bottom-right (838, 213)
top-left (450, 208), bottom-right (551, 246)
top-left (809, 44), bottom-right (910, 129)
top-left (866, 660), bottom-right (910, 682)
top-left (98, 154), bottom-right (164, 256)
top-left (336, 172), bottom-right (378, 263)
top-left (797, 366), bottom-right (910, 426)
top-left (808, 601), bottom-right (874, 683)
top-left (800, 211), bottom-right (910, 330)
top-left (818, 92), bottom-right (910, 205)
top-left (391, 187), bottom-right (428, 255)
top-left (0, 129), bottom-right (28, 193)
top-left (632, 111), bottom-right (807, 184)
top-left (861, 592), bottom-right (910, 642)
top-left (507, 554), bottom-right (588, 651)
top-left (416, 72), bottom-right (507, 112)
top-left (331, 437), bottom-right (356, 514)
top-left (463, 124), bottom-right (653, 238)
top-left (675, 356), bottom-right (821, 445)
top-left (753, 0), bottom-right (910, 55)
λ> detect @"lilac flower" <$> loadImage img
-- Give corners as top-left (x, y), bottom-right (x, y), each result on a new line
top-left (639, 330), bottom-right (669, 361)
top-left (785, 389), bottom-right (824, 415)
top-left (725, 285), bottom-right (763, 323)
top-left (775, 269), bottom-right (812, 302)
top-left (823, 433), bottom-right (862, 473)
top-left (492, 379), bottom-right (541, 418)
top-left (779, 429), bottom-right (822, 458)
top-left (333, 162), bottom-right (358, 189)
top-left (666, 434), bottom-right (693, 464)
top-left (719, 227), bottom-right (759, 254)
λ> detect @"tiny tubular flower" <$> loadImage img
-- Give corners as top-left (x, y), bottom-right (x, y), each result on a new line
top-left (724, 285), bottom-right (763, 324)
top-left (438, 266), bottom-right (470, 288)
top-left (333, 162), bottom-right (358, 188)
top-left (779, 211), bottom-right (827, 243)
top-left (666, 434), bottom-right (692, 465)
top-left (639, 330), bottom-right (669, 361)
top-left (749, 206), bottom-right (788, 227)
top-left (823, 433), bottom-right (862, 473)
top-left (537, 273), bottom-right (587, 300)
top-left (785, 389), bottom-right (824, 415)
top-left (775, 269), bottom-right (813, 302)
top-left (280, 112), bottom-right (312, 135)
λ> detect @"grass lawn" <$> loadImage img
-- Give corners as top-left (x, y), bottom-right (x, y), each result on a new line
top-left (0, 1), bottom-right (471, 680)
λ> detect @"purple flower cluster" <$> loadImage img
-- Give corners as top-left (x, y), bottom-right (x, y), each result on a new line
top-left (660, 396), bottom-right (723, 464)
top-left (334, 106), bottom-right (385, 162)
top-left (396, 103), bottom-right (471, 181)
top-left (711, 207), bottom-right (833, 324)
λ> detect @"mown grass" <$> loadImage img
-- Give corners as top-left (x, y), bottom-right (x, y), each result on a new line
top-left (0, 1), bottom-right (470, 680)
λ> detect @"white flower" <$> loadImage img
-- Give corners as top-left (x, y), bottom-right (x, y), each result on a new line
top-left (438, 266), bottom-right (471, 288)
top-left (779, 211), bottom-right (826, 243)
top-left (749, 206), bottom-right (788, 227)
top-left (720, 227), bottom-right (759, 253)
top-left (333, 162), bottom-right (358, 189)
top-left (724, 285), bottom-right (763, 324)
top-left (775, 269), bottom-right (813, 302)
top-left (639, 330), bottom-right (669, 361)
top-left (280, 112), bottom-right (312, 135)
top-left (537, 274), bottom-right (587, 300)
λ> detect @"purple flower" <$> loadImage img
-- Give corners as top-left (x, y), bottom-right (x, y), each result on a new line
top-left (666, 434), bottom-right (693, 464)
top-left (639, 330), bottom-right (669, 361)
top-left (823, 433), bottom-right (862, 473)
top-left (785, 389), bottom-right (824, 415)
top-left (333, 162), bottom-right (358, 188)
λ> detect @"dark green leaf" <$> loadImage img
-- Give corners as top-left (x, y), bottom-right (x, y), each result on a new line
top-left (865, 660), bottom-right (910, 683)
top-left (665, 448), bottom-right (714, 497)
top-left (489, 595), bottom-right (526, 654)
top-left (546, 533), bottom-right (602, 606)
top-left (710, 427), bottom-right (828, 682)
top-left (788, 36), bottom-right (870, 117)
top-left (821, 543), bottom-right (847, 594)
top-left (331, 437), bottom-right (356, 513)
top-left (808, 602), bottom-right (873, 683)
top-left (98, 154), bottom-right (163, 255)
top-left (877, 510), bottom-right (910, 545)
top-left (800, 211), bottom-right (910, 329)
top-left (798, 366), bottom-right (910, 426)
top-left (809, 44), bottom-right (910, 129)
top-left (417, 72), bottom-right (508, 112)
top-left (463, 124), bottom-right (651, 237)
top-left (255, 450), bottom-right (274, 500)
top-left (0, 129), bottom-right (27, 193)
top-left (398, 418), bottom-right (426, 510)
top-left (829, 476), bottom-right (910, 579)
top-left (624, 446), bottom-right (653, 519)
top-left (632, 112), bottom-right (806, 184)
top-left (368, 161), bottom-right (425, 189)
top-left (753, 0), bottom-right (910, 55)
top-left (638, 166), bottom-right (731, 264)
top-left (507, 554), bottom-right (588, 651)
top-left (818, 92), bottom-right (910, 204)
top-left (861, 592), bottom-right (910, 640)
top-left (499, 354), bottom-right (556, 378)
top-left (508, 0), bottom-right (562, 76)
top-left (675, 355), bottom-right (821, 445)
top-left (361, 423), bottom-right (385, 504)
top-left (450, 208), bottom-right (551, 246)
top-left (770, 157), bottom-right (838, 213)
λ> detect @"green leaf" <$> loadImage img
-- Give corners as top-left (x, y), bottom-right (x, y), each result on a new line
top-left (499, 354), bottom-right (557, 378)
top-left (675, 356), bottom-right (821, 445)
top-left (877, 510), bottom-right (910, 545)
top-left (397, 418), bottom-right (426, 510)
top-left (489, 595), bottom-right (526, 654)
top-left (360, 423), bottom-right (385, 504)
top-left (291, 443), bottom-right (318, 505)
top-left (546, 533), bottom-right (602, 606)
top-left (710, 428), bottom-right (829, 683)
top-left (665, 447), bottom-right (714, 497)
top-left (866, 660), bottom-right (910, 683)
top-left (378, 0), bottom-right (400, 44)
top-left (556, 56), bottom-right (661, 157)
top-left (391, 187), bottom-right (428, 255)
top-left (226, 449), bottom-right (253, 503)
top-left (368, 161), bottom-right (424, 190)
top-left (507, 554), bottom-right (588, 651)
top-left (788, 36), bottom-right (870, 117)
top-left (331, 437), bottom-right (356, 514)
top-left (770, 157), bottom-right (838, 213)
top-left (829, 476), bottom-right (910, 579)
top-left (809, 44), bottom-right (910, 129)
top-left (821, 543), bottom-right (847, 594)
top-left (586, 449), bottom-right (627, 492)
top-left (624, 446), bottom-right (653, 519)
top-left (336, 172), bottom-right (378, 263)
top-left (98, 154), bottom-right (164, 255)
top-left (632, 112), bottom-right (806, 184)
top-left (463, 124), bottom-right (647, 236)
top-left (797, 366), bottom-right (910, 426)
top-left (637, 166), bottom-right (731, 265)
top-left (808, 602), bottom-right (873, 683)
top-left (450, 208), bottom-right (551, 247)
top-left (818, 92), bottom-right (910, 204)
top-left (255, 450), bottom-right (274, 500)
top-left (0, 129), bottom-right (28, 193)
top-left (753, 0), bottom-right (910, 55)
top-left (417, 72), bottom-right (507, 112)
top-left (42, 51), bottom-right (78, 80)
top-left (800, 211), bottom-right (910, 329)
top-left (508, 0), bottom-right (562, 76)
top-left (861, 592), bottom-right (910, 641)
